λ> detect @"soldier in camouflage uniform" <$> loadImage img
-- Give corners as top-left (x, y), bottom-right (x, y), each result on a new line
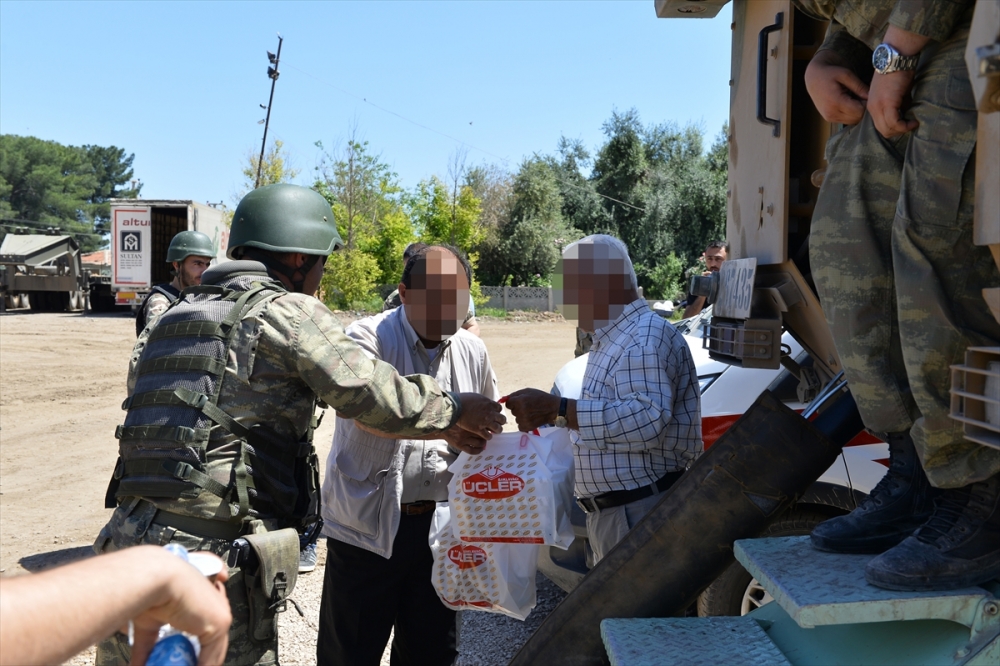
top-left (798, 0), bottom-right (1000, 590)
top-left (94, 184), bottom-right (505, 665)
top-left (135, 230), bottom-right (215, 336)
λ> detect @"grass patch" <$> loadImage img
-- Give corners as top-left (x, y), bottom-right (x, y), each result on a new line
top-left (478, 307), bottom-right (507, 318)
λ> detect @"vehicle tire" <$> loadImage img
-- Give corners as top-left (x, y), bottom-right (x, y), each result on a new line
top-left (697, 509), bottom-right (832, 617)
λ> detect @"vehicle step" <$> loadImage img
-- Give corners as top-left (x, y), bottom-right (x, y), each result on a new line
top-left (735, 536), bottom-right (998, 629)
top-left (600, 616), bottom-right (791, 666)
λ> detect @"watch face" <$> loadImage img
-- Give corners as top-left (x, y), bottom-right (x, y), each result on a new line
top-left (873, 44), bottom-right (891, 72)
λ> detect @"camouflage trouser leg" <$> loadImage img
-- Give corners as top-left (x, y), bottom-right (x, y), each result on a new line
top-left (811, 23), bottom-right (1000, 489)
top-left (93, 500), bottom-right (278, 666)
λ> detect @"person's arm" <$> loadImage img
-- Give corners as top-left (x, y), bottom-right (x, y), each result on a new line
top-left (682, 296), bottom-right (705, 319)
top-left (289, 298), bottom-right (505, 440)
top-left (805, 26), bottom-right (871, 125)
top-left (573, 343), bottom-right (680, 452)
top-left (504, 388), bottom-right (579, 432)
top-left (509, 343), bottom-right (680, 452)
top-left (0, 546), bottom-right (231, 666)
top-left (866, 24), bottom-right (930, 138)
top-left (462, 316), bottom-right (481, 337)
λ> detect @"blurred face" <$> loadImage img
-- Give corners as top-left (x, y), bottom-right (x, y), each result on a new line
top-left (554, 242), bottom-right (634, 333)
top-left (704, 246), bottom-right (727, 272)
top-left (174, 255), bottom-right (212, 289)
top-left (401, 248), bottom-right (470, 343)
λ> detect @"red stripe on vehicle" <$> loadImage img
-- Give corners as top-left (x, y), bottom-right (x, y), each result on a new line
top-left (702, 413), bottom-right (884, 450)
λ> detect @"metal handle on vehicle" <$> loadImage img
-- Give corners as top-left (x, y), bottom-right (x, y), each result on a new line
top-left (757, 12), bottom-right (784, 137)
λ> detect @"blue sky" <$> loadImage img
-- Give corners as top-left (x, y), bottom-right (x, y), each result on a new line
top-left (0, 1), bottom-right (733, 206)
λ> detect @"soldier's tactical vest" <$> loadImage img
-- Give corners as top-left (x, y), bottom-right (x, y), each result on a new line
top-left (135, 283), bottom-right (181, 336)
top-left (109, 279), bottom-right (323, 540)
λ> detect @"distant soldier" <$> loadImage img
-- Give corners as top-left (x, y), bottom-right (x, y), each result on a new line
top-left (134, 230), bottom-right (214, 336)
top-left (95, 184), bottom-right (505, 666)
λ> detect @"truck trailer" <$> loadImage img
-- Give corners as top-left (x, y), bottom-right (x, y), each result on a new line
top-left (106, 199), bottom-right (229, 308)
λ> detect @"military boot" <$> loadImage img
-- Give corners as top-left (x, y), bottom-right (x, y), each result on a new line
top-left (865, 472), bottom-right (1000, 591)
top-left (810, 432), bottom-right (938, 553)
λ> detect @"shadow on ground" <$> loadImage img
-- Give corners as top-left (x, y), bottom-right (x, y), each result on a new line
top-left (19, 545), bottom-right (95, 572)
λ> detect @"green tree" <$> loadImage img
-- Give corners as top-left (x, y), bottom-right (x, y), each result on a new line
top-left (314, 128), bottom-right (415, 295)
top-left (0, 135), bottom-right (140, 251)
top-left (491, 158), bottom-right (581, 286)
top-left (587, 110), bottom-right (727, 295)
top-left (409, 176), bottom-right (483, 252)
top-left (320, 248), bottom-right (381, 309)
top-left (240, 139), bottom-right (300, 194)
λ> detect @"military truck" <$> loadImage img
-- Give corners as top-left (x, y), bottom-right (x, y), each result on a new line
top-left (0, 232), bottom-right (91, 312)
top-left (512, 1), bottom-right (1000, 664)
top-left (107, 199), bottom-right (229, 308)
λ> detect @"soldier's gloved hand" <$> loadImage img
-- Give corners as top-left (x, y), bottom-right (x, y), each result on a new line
top-left (804, 49), bottom-right (869, 125)
top-left (443, 425), bottom-right (488, 455)
top-left (455, 393), bottom-right (505, 440)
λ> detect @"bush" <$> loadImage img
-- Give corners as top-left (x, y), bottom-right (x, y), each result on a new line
top-left (321, 249), bottom-right (381, 309)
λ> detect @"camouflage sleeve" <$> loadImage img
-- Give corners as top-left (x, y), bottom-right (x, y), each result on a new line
top-left (382, 289), bottom-right (401, 312)
top-left (288, 296), bottom-right (459, 436)
top-left (820, 20), bottom-right (876, 78)
top-left (889, 0), bottom-right (974, 43)
top-left (144, 292), bottom-right (171, 324)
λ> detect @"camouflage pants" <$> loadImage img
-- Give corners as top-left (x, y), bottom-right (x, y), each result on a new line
top-left (811, 23), bottom-right (1000, 488)
top-left (93, 499), bottom-right (279, 666)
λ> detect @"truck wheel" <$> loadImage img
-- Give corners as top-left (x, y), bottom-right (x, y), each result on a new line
top-left (697, 509), bottom-right (832, 617)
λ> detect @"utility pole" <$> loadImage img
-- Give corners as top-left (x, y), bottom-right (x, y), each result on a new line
top-left (256, 34), bottom-right (283, 189)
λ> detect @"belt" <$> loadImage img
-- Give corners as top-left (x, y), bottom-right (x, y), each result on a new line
top-left (400, 500), bottom-right (437, 516)
top-left (154, 509), bottom-right (246, 541)
top-left (576, 470), bottom-right (684, 514)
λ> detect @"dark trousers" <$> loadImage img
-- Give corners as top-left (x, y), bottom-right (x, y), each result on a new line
top-left (317, 511), bottom-right (458, 666)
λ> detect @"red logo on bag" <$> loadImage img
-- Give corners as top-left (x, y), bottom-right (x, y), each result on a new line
top-left (462, 466), bottom-right (525, 499)
top-left (447, 544), bottom-right (488, 569)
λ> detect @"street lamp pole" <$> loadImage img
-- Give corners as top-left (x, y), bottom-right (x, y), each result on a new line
top-left (256, 34), bottom-right (283, 189)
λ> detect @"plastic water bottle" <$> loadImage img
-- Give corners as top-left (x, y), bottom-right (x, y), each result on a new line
top-left (133, 544), bottom-right (207, 666)
top-left (146, 626), bottom-right (200, 666)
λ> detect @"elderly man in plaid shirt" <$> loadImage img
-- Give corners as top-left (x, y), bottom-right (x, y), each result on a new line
top-left (506, 234), bottom-right (702, 563)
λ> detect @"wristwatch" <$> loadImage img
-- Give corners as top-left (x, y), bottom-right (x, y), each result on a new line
top-left (555, 397), bottom-right (568, 428)
top-left (872, 43), bottom-right (919, 74)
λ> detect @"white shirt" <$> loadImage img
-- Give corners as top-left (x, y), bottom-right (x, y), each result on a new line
top-left (321, 306), bottom-right (499, 557)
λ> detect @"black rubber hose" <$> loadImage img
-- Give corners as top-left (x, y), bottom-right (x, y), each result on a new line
top-left (510, 389), bottom-right (862, 666)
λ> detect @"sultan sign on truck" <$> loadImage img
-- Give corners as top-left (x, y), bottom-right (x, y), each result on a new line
top-left (109, 199), bottom-right (229, 307)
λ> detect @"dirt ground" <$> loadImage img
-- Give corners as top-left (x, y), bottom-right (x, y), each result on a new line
top-left (0, 310), bottom-right (578, 663)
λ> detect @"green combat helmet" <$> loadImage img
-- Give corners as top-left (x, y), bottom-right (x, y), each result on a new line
top-left (227, 184), bottom-right (344, 259)
top-left (166, 230), bottom-right (216, 263)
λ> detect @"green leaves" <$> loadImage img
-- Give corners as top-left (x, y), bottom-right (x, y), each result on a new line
top-left (0, 135), bottom-right (139, 252)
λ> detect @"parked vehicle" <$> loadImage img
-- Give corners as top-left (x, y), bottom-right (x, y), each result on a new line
top-left (107, 200), bottom-right (229, 308)
top-left (538, 308), bottom-right (888, 616)
top-left (0, 233), bottom-right (91, 312)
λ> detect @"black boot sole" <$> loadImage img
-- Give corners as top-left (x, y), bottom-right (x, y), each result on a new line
top-left (810, 529), bottom-right (913, 555)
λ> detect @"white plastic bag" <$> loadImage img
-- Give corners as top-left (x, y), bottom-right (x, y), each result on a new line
top-left (447, 428), bottom-right (574, 548)
top-left (429, 504), bottom-right (539, 621)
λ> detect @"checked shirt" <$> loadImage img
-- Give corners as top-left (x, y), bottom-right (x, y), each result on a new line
top-left (574, 298), bottom-right (702, 497)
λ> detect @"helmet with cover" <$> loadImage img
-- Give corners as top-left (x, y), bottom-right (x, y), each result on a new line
top-left (227, 184), bottom-right (343, 259)
top-left (166, 230), bottom-right (216, 263)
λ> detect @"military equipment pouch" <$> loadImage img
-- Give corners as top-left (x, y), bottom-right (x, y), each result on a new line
top-left (241, 528), bottom-right (300, 643)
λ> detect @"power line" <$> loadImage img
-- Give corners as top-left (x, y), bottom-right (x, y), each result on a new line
top-left (0, 218), bottom-right (106, 238)
top-left (282, 61), bottom-right (646, 213)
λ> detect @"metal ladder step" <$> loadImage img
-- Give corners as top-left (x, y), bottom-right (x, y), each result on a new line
top-left (601, 616), bottom-right (792, 666)
top-left (734, 536), bottom-right (997, 629)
